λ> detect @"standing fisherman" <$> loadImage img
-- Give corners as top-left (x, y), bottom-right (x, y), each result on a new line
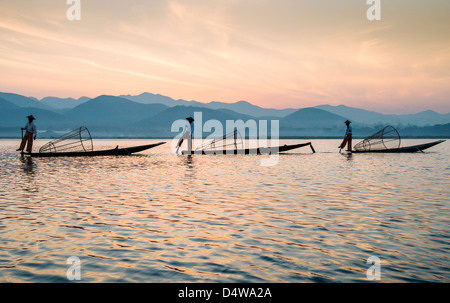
top-left (17, 115), bottom-right (37, 153)
top-left (339, 120), bottom-right (352, 152)
top-left (176, 117), bottom-right (195, 154)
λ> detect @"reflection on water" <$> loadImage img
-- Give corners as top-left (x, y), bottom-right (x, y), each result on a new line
top-left (20, 155), bottom-right (35, 174)
top-left (0, 139), bottom-right (449, 282)
top-left (16, 156), bottom-right (38, 193)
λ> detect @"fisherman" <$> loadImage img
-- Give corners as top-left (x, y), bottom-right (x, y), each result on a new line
top-left (339, 120), bottom-right (352, 151)
top-left (17, 115), bottom-right (37, 153)
top-left (177, 117), bottom-right (195, 154)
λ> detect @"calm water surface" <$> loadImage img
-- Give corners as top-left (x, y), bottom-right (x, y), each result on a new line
top-left (0, 139), bottom-right (449, 282)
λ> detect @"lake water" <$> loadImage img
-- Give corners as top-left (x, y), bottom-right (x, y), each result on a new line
top-left (0, 138), bottom-right (449, 282)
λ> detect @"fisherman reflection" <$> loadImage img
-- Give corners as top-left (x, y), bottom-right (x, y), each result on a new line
top-left (181, 155), bottom-right (195, 176)
top-left (343, 152), bottom-right (353, 161)
top-left (18, 156), bottom-right (38, 193)
top-left (177, 154), bottom-right (196, 203)
top-left (20, 155), bottom-right (35, 174)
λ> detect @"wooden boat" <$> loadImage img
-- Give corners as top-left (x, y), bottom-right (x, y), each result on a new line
top-left (351, 140), bottom-right (445, 153)
top-left (22, 142), bottom-right (165, 157)
top-left (351, 126), bottom-right (445, 153)
top-left (182, 142), bottom-right (315, 155)
top-left (179, 129), bottom-right (315, 155)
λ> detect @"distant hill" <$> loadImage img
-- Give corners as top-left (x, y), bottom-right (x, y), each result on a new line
top-left (315, 105), bottom-right (450, 126)
top-left (66, 95), bottom-right (169, 127)
top-left (402, 110), bottom-right (450, 126)
top-left (279, 107), bottom-right (352, 137)
top-left (203, 100), bottom-right (297, 118)
top-left (0, 91), bottom-right (448, 138)
top-left (0, 107), bottom-right (76, 136)
top-left (282, 107), bottom-right (347, 125)
top-left (0, 97), bottom-right (19, 109)
top-left (0, 92), bottom-right (51, 110)
top-left (120, 92), bottom-right (296, 117)
top-left (397, 123), bottom-right (450, 138)
top-left (40, 96), bottom-right (90, 109)
top-left (135, 105), bottom-right (258, 138)
top-left (119, 92), bottom-right (192, 107)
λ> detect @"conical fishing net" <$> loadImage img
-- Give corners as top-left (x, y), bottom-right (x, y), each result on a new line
top-left (195, 129), bottom-right (243, 153)
top-left (39, 127), bottom-right (93, 153)
top-left (354, 125), bottom-right (401, 151)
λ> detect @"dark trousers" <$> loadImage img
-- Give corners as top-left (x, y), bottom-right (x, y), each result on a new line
top-left (340, 134), bottom-right (352, 151)
top-left (19, 131), bottom-right (34, 153)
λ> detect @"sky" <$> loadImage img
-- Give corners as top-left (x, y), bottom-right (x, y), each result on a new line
top-left (0, 0), bottom-right (449, 114)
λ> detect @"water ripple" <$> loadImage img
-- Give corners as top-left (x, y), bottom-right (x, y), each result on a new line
top-left (0, 139), bottom-right (449, 282)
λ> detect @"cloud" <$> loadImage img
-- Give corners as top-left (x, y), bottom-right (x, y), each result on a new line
top-left (0, 0), bottom-right (449, 113)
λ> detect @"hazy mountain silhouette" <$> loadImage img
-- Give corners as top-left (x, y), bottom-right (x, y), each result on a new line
top-left (283, 108), bottom-right (346, 126)
top-left (40, 96), bottom-right (90, 109)
top-left (0, 107), bottom-right (75, 130)
top-left (0, 97), bottom-right (19, 109)
top-left (0, 92), bottom-right (51, 110)
top-left (0, 91), bottom-right (448, 138)
top-left (135, 105), bottom-right (257, 138)
top-left (66, 95), bottom-right (169, 127)
top-left (398, 123), bottom-right (450, 138)
top-left (315, 105), bottom-right (450, 126)
top-left (119, 92), bottom-right (192, 107)
top-left (279, 108), bottom-right (353, 137)
top-left (204, 100), bottom-right (297, 117)
top-left (120, 92), bottom-right (296, 117)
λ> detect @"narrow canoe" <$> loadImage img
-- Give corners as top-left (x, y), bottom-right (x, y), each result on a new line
top-left (351, 140), bottom-right (445, 153)
top-left (182, 142), bottom-right (315, 155)
top-left (22, 142), bottom-right (165, 157)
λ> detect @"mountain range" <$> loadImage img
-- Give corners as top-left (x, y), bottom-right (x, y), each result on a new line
top-left (0, 91), bottom-right (448, 138)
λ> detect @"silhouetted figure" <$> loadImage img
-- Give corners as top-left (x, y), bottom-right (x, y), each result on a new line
top-left (339, 120), bottom-right (352, 151)
top-left (177, 117), bottom-right (195, 154)
top-left (17, 115), bottom-right (37, 153)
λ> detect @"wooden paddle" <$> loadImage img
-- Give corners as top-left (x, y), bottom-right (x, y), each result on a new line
top-left (176, 126), bottom-right (187, 154)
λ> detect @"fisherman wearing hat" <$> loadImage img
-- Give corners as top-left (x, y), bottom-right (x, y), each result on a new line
top-left (339, 120), bottom-right (352, 151)
top-left (176, 117), bottom-right (195, 154)
top-left (17, 115), bottom-right (37, 153)
top-left (186, 116), bottom-right (195, 136)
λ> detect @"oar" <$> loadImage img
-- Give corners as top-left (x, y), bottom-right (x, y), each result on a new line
top-left (175, 128), bottom-right (186, 154)
top-left (176, 138), bottom-right (183, 154)
top-left (176, 125), bottom-right (189, 154)
top-left (339, 133), bottom-right (346, 153)
top-left (19, 127), bottom-right (24, 154)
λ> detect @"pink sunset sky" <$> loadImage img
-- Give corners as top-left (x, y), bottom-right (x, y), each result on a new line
top-left (0, 0), bottom-right (449, 114)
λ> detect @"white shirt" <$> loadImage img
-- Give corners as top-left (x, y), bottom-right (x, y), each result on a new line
top-left (25, 122), bottom-right (37, 134)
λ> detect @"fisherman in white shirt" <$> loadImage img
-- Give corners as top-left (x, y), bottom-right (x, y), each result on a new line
top-left (17, 115), bottom-right (37, 153)
top-left (176, 117), bottom-right (195, 154)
